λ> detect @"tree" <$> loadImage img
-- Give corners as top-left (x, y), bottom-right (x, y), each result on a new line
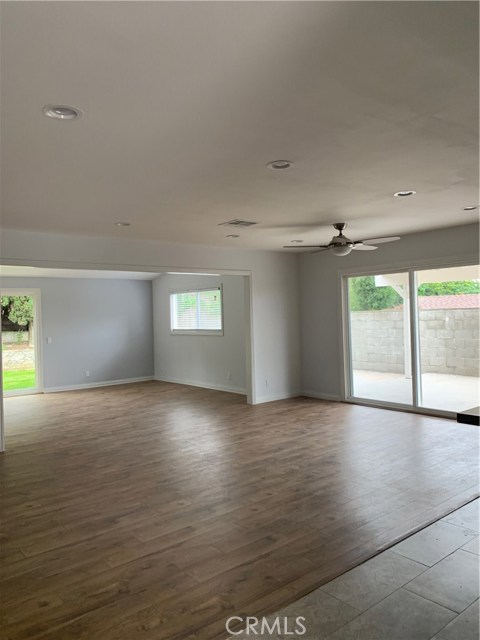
top-left (1, 296), bottom-right (34, 327)
top-left (350, 277), bottom-right (480, 311)
top-left (349, 277), bottom-right (402, 311)
top-left (417, 280), bottom-right (480, 296)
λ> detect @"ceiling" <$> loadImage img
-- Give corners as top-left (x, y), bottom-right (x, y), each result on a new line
top-left (1, 1), bottom-right (478, 251)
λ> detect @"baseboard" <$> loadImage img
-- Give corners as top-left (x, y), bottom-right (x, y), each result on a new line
top-left (42, 380), bottom-right (342, 402)
top-left (302, 390), bottom-right (342, 402)
top-left (254, 391), bottom-right (302, 404)
top-left (154, 375), bottom-right (246, 396)
top-left (44, 376), bottom-right (154, 393)
top-left (3, 387), bottom-right (44, 398)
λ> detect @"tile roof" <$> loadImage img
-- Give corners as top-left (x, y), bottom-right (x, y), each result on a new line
top-left (417, 294), bottom-right (479, 309)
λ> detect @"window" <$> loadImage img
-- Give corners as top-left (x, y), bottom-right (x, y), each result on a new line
top-left (170, 287), bottom-right (223, 335)
top-left (344, 263), bottom-right (479, 414)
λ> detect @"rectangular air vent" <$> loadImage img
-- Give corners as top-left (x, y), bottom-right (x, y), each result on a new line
top-left (218, 219), bottom-right (258, 227)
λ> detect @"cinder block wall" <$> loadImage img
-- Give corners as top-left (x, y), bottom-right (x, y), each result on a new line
top-left (351, 310), bottom-right (405, 373)
top-left (351, 309), bottom-right (479, 376)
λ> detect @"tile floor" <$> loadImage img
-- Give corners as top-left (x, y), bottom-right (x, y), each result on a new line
top-left (230, 499), bottom-right (479, 639)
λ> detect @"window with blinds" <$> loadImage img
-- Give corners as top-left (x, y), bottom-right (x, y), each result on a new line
top-left (170, 287), bottom-right (223, 335)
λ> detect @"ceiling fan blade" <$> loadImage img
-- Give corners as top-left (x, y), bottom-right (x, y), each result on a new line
top-left (283, 245), bottom-right (329, 249)
top-left (362, 236), bottom-right (401, 245)
top-left (310, 247), bottom-right (330, 253)
top-left (352, 243), bottom-right (377, 251)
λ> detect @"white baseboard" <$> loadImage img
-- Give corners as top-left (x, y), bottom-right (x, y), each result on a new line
top-left (154, 375), bottom-right (246, 396)
top-left (302, 390), bottom-right (342, 402)
top-left (3, 388), bottom-right (42, 398)
top-left (44, 376), bottom-right (154, 393)
top-left (42, 379), bottom-right (340, 404)
top-left (253, 390), bottom-right (302, 404)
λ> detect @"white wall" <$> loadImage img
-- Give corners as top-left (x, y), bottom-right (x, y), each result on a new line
top-left (299, 223), bottom-right (480, 400)
top-left (0, 276), bottom-right (154, 390)
top-left (153, 274), bottom-right (247, 393)
top-left (0, 229), bottom-right (302, 403)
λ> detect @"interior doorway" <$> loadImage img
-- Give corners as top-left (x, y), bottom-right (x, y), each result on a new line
top-left (1, 289), bottom-right (42, 397)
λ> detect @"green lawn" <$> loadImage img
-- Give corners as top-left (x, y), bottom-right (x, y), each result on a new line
top-left (2, 369), bottom-right (36, 391)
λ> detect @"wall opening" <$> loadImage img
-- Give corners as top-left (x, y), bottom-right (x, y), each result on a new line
top-left (1, 289), bottom-right (42, 397)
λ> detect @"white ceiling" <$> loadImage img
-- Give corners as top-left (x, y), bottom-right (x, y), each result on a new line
top-left (1, 1), bottom-right (478, 251)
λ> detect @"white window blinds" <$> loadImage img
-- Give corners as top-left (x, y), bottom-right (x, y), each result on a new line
top-left (170, 288), bottom-right (222, 333)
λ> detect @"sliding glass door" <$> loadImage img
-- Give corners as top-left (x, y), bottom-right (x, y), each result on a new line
top-left (348, 272), bottom-right (412, 405)
top-left (416, 265), bottom-right (480, 413)
top-left (345, 263), bottom-right (479, 415)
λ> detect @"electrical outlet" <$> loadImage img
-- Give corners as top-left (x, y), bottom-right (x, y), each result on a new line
top-left (46, 337), bottom-right (52, 344)
top-left (265, 379), bottom-right (268, 388)
top-left (85, 370), bottom-right (90, 378)
top-left (227, 372), bottom-right (231, 380)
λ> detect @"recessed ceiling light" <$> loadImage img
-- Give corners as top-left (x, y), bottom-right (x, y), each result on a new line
top-left (226, 234), bottom-right (239, 238)
top-left (290, 240), bottom-right (303, 243)
top-left (115, 222), bottom-right (130, 227)
top-left (43, 105), bottom-right (82, 120)
top-left (266, 160), bottom-right (292, 170)
top-left (393, 190), bottom-right (416, 197)
top-left (463, 205), bottom-right (478, 211)
top-left (219, 219), bottom-right (257, 227)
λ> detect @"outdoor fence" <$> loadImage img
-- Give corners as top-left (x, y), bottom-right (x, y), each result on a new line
top-left (2, 331), bottom-right (29, 344)
top-left (351, 308), bottom-right (479, 377)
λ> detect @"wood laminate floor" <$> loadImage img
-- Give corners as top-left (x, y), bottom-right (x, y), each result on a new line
top-left (1, 382), bottom-right (479, 640)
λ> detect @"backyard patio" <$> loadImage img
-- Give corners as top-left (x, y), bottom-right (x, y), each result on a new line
top-left (353, 370), bottom-right (479, 413)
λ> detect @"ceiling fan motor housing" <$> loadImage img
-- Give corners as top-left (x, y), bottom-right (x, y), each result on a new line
top-left (329, 223), bottom-right (354, 255)
top-left (331, 234), bottom-right (353, 247)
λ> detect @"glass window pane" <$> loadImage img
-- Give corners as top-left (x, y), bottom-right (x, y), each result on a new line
top-left (198, 290), bottom-right (222, 330)
top-left (171, 292), bottom-right (198, 330)
top-left (417, 265), bottom-right (480, 412)
top-left (348, 272), bottom-right (413, 405)
top-left (170, 289), bottom-right (222, 332)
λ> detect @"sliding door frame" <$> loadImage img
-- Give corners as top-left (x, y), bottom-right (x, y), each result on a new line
top-left (339, 254), bottom-right (479, 419)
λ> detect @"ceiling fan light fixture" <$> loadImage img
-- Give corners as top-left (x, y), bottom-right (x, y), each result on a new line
top-left (330, 243), bottom-right (353, 256)
top-left (281, 222), bottom-right (401, 255)
top-left (393, 190), bottom-right (416, 197)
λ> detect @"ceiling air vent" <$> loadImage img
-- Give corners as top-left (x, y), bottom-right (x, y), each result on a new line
top-left (218, 219), bottom-right (258, 227)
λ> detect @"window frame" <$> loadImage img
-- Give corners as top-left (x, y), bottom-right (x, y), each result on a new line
top-left (339, 256), bottom-right (479, 419)
top-left (170, 285), bottom-right (224, 336)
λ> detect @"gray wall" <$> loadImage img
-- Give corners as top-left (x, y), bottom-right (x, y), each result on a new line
top-left (300, 223), bottom-right (480, 399)
top-left (0, 277), bottom-right (154, 390)
top-left (153, 274), bottom-right (247, 393)
top-left (1, 229), bottom-right (301, 403)
top-left (352, 308), bottom-right (479, 376)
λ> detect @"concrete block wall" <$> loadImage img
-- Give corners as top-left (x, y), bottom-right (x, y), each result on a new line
top-left (351, 308), bottom-right (479, 377)
top-left (351, 310), bottom-right (405, 373)
top-left (419, 309), bottom-right (479, 377)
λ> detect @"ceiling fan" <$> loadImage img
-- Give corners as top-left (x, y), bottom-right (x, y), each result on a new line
top-left (283, 222), bottom-right (401, 256)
